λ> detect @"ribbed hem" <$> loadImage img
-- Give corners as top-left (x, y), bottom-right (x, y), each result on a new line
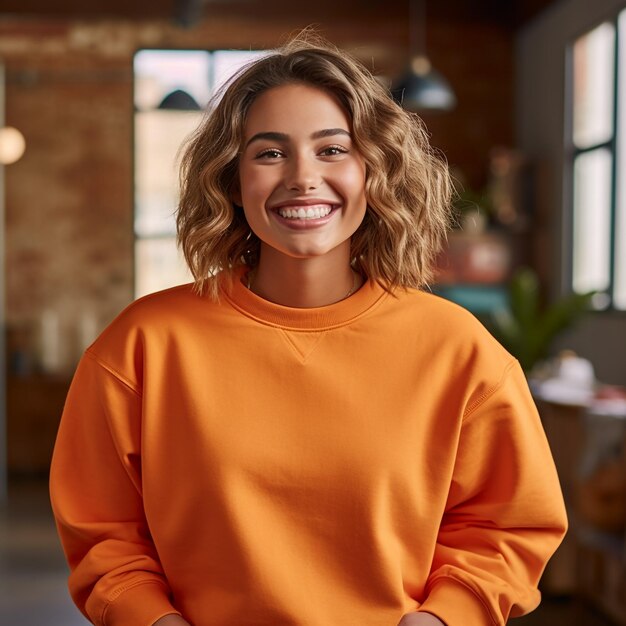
top-left (418, 577), bottom-right (498, 626)
top-left (96, 581), bottom-right (180, 626)
top-left (220, 265), bottom-right (389, 330)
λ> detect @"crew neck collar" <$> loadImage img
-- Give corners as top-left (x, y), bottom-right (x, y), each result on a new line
top-left (220, 265), bottom-right (389, 330)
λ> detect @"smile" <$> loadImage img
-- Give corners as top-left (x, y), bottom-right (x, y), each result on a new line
top-left (276, 205), bottom-right (333, 220)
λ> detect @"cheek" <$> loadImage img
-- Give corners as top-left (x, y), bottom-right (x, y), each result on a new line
top-left (239, 173), bottom-right (273, 229)
top-left (338, 157), bottom-right (366, 188)
top-left (239, 165), bottom-right (261, 200)
top-left (342, 163), bottom-right (367, 202)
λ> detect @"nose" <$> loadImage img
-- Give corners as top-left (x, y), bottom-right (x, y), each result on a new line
top-left (285, 154), bottom-right (321, 191)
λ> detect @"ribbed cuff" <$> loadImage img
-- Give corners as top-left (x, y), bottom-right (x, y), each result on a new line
top-left (418, 577), bottom-right (497, 626)
top-left (97, 580), bottom-right (181, 626)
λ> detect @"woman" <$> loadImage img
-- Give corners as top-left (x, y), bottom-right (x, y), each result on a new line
top-left (50, 33), bottom-right (567, 626)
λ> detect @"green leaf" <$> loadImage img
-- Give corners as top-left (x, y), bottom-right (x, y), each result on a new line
top-left (485, 267), bottom-right (596, 372)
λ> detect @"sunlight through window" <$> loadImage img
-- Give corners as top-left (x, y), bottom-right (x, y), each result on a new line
top-left (570, 12), bottom-right (624, 310)
top-left (133, 49), bottom-right (266, 298)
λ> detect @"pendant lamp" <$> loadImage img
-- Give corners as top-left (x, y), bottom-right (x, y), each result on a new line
top-left (157, 89), bottom-right (201, 111)
top-left (393, 0), bottom-right (456, 112)
top-left (0, 126), bottom-right (25, 165)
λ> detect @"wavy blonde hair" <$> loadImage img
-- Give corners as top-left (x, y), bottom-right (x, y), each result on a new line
top-left (177, 31), bottom-right (454, 300)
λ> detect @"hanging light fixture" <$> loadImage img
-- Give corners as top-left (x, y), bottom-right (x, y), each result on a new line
top-left (393, 0), bottom-right (456, 112)
top-left (157, 89), bottom-right (201, 111)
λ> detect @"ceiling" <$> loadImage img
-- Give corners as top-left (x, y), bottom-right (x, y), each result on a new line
top-left (0, 0), bottom-right (562, 30)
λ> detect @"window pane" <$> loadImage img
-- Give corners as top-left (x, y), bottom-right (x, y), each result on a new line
top-left (134, 109), bottom-right (201, 237)
top-left (134, 50), bottom-right (211, 110)
top-left (572, 149), bottom-right (612, 294)
top-left (573, 22), bottom-right (615, 148)
top-left (213, 50), bottom-right (269, 93)
top-left (134, 50), bottom-right (208, 240)
top-left (614, 9), bottom-right (626, 309)
top-left (135, 238), bottom-right (192, 298)
top-left (133, 49), bottom-right (268, 299)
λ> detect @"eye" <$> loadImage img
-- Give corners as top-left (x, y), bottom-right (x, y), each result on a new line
top-left (319, 145), bottom-right (348, 157)
top-left (255, 148), bottom-right (284, 159)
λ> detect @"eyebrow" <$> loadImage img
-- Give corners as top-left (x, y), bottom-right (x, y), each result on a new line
top-left (244, 128), bottom-right (351, 149)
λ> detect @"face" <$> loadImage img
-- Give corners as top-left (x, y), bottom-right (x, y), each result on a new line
top-left (235, 83), bottom-right (367, 262)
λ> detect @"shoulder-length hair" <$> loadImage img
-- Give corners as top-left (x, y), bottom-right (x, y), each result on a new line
top-left (177, 31), bottom-right (454, 300)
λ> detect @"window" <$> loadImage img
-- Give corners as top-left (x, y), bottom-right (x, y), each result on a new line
top-left (133, 49), bottom-right (265, 298)
top-left (568, 11), bottom-right (625, 310)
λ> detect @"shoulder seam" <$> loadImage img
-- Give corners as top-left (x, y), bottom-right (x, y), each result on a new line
top-left (84, 349), bottom-right (142, 398)
top-left (462, 358), bottom-right (518, 422)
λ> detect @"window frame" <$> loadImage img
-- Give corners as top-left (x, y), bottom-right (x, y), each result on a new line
top-left (564, 11), bottom-right (624, 311)
top-left (132, 47), bottom-right (266, 299)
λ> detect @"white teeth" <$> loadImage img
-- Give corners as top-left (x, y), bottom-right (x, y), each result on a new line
top-left (277, 205), bottom-right (333, 220)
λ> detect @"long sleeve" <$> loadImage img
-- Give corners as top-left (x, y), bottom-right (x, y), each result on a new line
top-left (49, 350), bottom-right (181, 626)
top-left (417, 359), bottom-right (568, 625)
top-left (49, 278), bottom-right (569, 625)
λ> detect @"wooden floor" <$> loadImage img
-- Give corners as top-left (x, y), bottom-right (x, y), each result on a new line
top-left (0, 480), bottom-right (619, 626)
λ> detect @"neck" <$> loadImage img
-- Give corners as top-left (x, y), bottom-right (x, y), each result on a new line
top-left (246, 244), bottom-right (362, 308)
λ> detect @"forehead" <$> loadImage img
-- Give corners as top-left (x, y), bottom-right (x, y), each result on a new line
top-left (244, 84), bottom-right (351, 137)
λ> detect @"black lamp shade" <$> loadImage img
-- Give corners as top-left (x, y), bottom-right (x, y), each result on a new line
top-left (157, 89), bottom-right (201, 111)
top-left (393, 57), bottom-right (456, 112)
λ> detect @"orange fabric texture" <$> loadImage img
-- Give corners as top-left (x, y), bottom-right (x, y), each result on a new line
top-left (50, 266), bottom-right (567, 626)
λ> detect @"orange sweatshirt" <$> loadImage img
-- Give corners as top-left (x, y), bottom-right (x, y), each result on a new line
top-left (50, 266), bottom-right (567, 626)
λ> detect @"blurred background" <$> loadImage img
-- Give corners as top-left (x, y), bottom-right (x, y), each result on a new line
top-left (0, 0), bottom-right (625, 624)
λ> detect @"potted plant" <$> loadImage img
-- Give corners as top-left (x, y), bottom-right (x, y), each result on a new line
top-left (487, 267), bottom-right (596, 373)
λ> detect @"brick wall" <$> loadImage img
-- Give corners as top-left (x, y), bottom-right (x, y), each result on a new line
top-left (1, 13), bottom-right (514, 372)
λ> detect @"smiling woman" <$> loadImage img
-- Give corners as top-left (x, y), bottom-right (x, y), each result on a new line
top-left (175, 32), bottom-right (453, 303)
top-left (50, 31), bottom-right (567, 626)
